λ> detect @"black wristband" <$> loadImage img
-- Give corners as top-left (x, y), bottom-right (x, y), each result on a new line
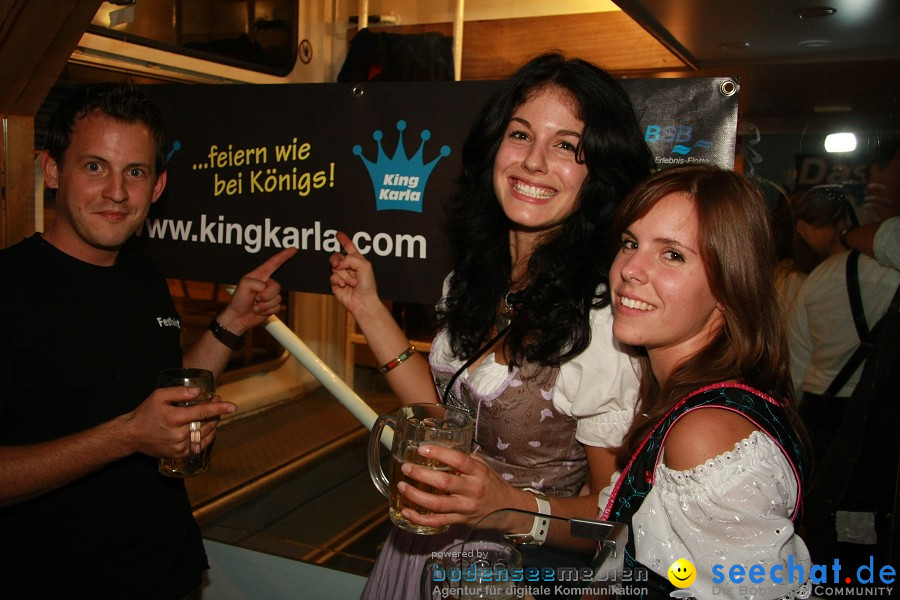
top-left (209, 318), bottom-right (245, 351)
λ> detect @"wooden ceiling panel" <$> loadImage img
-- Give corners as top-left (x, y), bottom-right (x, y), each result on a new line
top-left (0, 0), bottom-right (102, 116)
top-left (461, 11), bottom-right (683, 79)
top-left (364, 11), bottom-right (685, 81)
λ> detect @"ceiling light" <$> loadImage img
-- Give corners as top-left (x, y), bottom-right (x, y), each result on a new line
top-left (794, 6), bottom-right (837, 18)
top-left (717, 42), bottom-right (750, 51)
top-left (824, 133), bottom-right (857, 153)
top-left (814, 105), bottom-right (852, 113)
top-left (799, 39), bottom-right (833, 48)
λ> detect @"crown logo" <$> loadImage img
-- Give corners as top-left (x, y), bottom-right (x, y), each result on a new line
top-left (353, 120), bottom-right (451, 213)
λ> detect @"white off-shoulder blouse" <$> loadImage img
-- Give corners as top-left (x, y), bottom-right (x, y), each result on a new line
top-left (431, 301), bottom-right (640, 449)
top-left (599, 431), bottom-right (812, 600)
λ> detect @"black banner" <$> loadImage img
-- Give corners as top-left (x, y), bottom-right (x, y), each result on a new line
top-left (140, 78), bottom-right (738, 304)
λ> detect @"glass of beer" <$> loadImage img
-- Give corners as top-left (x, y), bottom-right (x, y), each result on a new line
top-left (368, 403), bottom-right (474, 535)
top-left (422, 538), bottom-right (523, 600)
top-left (157, 367), bottom-right (215, 477)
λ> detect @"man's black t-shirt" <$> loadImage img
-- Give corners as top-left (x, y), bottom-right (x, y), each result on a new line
top-left (0, 234), bottom-right (208, 599)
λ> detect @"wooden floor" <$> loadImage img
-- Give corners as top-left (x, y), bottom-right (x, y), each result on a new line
top-left (185, 367), bottom-right (400, 577)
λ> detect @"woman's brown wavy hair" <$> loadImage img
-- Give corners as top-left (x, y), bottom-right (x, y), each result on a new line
top-left (614, 165), bottom-right (808, 468)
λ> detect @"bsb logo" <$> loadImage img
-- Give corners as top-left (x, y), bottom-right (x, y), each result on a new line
top-left (353, 120), bottom-right (450, 213)
top-left (645, 125), bottom-right (714, 163)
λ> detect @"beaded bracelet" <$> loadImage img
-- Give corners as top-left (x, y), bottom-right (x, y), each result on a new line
top-left (379, 345), bottom-right (416, 374)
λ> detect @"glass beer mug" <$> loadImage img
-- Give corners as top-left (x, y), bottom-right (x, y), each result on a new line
top-left (157, 367), bottom-right (215, 477)
top-left (368, 403), bottom-right (474, 535)
top-left (422, 538), bottom-right (523, 600)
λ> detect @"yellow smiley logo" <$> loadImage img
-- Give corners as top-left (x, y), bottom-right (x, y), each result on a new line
top-left (667, 558), bottom-right (697, 588)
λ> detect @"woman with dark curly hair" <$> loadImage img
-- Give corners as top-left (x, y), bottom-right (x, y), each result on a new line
top-left (330, 52), bottom-right (652, 599)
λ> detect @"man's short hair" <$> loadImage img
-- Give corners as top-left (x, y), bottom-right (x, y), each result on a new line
top-left (867, 137), bottom-right (900, 174)
top-left (43, 82), bottom-right (169, 176)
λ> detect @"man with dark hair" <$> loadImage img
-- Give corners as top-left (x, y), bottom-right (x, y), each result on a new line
top-left (789, 139), bottom-right (900, 567)
top-left (0, 82), bottom-right (295, 598)
top-left (861, 137), bottom-right (900, 223)
top-left (840, 138), bottom-right (900, 270)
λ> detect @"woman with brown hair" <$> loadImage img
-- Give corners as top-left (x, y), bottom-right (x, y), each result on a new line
top-left (599, 165), bottom-right (811, 600)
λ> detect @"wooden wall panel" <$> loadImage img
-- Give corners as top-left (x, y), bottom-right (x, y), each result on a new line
top-left (0, 0), bottom-right (100, 247)
top-left (0, 115), bottom-right (35, 247)
top-left (364, 11), bottom-right (685, 80)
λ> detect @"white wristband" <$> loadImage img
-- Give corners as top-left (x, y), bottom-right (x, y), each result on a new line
top-left (505, 488), bottom-right (551, 546)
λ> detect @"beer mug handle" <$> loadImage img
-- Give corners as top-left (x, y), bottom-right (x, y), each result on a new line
top-left (368, 413), bottom-right (396, 499)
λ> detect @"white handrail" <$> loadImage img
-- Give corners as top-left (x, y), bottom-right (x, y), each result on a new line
top-left (263, 315), bottom-right (395, 449)
top-left (225, 286), bottom-right (391, 446)
top-left (453, 0), bottom-right (465, 81)
top-left (263, 314), bottom-right (379, 429)
top-left (357, 0), bottom-right (368, 30)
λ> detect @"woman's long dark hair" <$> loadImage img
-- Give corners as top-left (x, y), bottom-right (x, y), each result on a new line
top-left (614, 166), bottom-right (809, 467)
top-left (439, 53), bottom-right (653, 366)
